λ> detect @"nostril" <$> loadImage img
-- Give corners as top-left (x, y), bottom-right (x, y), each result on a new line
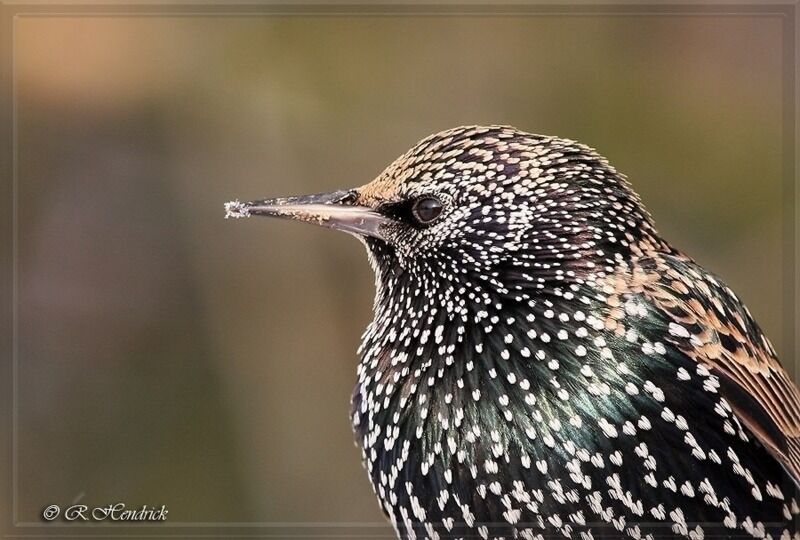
top-left (339, 190), bottom-right (359, 205)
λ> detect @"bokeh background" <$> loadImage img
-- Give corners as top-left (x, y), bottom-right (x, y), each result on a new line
top-left (10, 9), bottom-right (787, 527)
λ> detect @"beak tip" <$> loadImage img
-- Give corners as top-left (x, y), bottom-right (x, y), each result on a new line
top-left (225, 200), bottom-right (251, 219)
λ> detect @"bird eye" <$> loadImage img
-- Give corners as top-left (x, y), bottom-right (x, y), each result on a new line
top-left (411, 197), bottom-right (443, 225)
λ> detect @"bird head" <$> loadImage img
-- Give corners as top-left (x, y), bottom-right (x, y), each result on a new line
top-left (226, 125), bottom-right (664, 302)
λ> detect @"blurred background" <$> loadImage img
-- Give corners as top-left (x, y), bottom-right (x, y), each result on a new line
top-left (11, 10), bottom-right (786, 527)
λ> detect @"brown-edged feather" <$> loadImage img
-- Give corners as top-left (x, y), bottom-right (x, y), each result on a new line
top-left (625, 252), bottom-right (800, 486)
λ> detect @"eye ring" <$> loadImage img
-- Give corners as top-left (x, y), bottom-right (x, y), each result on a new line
top-left (411, 196), bottom-right (444, 225)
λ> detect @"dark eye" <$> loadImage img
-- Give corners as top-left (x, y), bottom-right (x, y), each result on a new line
top-left (411, 197), bottom-right (443, 224)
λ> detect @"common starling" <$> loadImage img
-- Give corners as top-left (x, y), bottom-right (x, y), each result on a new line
top-left (225, 126), bottom-right (800, 540)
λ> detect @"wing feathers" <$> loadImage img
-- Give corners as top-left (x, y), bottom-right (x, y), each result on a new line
top-left (623, 254), bottom-right (800, 485)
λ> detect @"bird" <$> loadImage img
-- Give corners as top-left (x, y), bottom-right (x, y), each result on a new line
top-left (225, 125), bottom-right (800, 540)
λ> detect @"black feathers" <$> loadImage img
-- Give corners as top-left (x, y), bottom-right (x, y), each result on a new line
top-left (264, 126), bottom-right (800, 539)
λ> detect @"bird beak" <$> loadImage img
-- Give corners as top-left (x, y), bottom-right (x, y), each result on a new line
top-left (224, 189), bottom-right (390, 241)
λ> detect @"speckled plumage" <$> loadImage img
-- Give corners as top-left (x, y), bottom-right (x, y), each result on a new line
top-left (233, 126), bottom-right (800, 540)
